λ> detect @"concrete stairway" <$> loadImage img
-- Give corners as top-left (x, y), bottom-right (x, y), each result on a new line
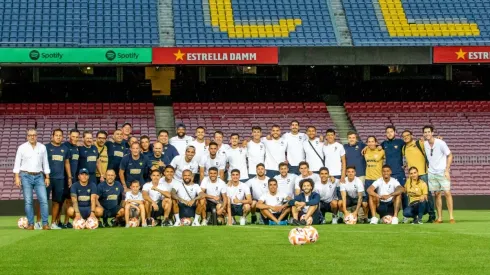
top-left (327, 0), bottom-right (353, 46)
top-left (154, 106), bottom-right (176, 137)
top-left (327, 105), bottom-right (355, 144)
top-left (158, 0), bottom-right (176, 46)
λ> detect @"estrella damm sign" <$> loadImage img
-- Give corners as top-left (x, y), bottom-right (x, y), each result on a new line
top-left (433, 47), bottom-right (490, 63)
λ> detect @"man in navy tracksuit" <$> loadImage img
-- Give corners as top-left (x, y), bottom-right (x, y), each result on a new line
top-left (381, 126), bottom-right (407, 210)
top-left (289, 178), bottom-right (322, 226)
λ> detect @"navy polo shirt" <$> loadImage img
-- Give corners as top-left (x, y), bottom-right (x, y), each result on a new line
top-left (344, 142), bottom-right (367, 177)
top-left (45, 143), bottom-right (70, 180)
top-left (78, 145), bottom-right (99, 174)
top-left (97, 181), bottom-right (124, 209)
top-left (119, 154), bottom-right (152, 187)
top-left (381, 138), bottom-right (405, 176)
top-left (63, 141), bottom-right (79, 179)
top-left (106, 141), bottom-right (127, 171)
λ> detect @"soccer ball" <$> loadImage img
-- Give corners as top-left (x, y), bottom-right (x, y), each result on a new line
top-left (382, 215), bottom-right (393, 224)
top-left (85, 217), bottom-right (99, 230)
top-left (73, 219), bottom-right (86, 230)
top-left (17, 217), bottom-right (28, 229)
top-left (345, 213), bottom-right (357, 225)
top-left (148, 217), bottom-right (156, 227)
top-left (303, 226), bottom-right (319, 243)
top-left (300, 214), bottom-right (313, 225)
top-left (288, 228), bottom-right (307, 246)
top-left (181, 217), bottom-right (192, 226)
top-left (128, 218), bottom-right (140, 227)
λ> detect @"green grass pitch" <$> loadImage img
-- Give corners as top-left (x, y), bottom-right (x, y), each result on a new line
top-left (0, 210), bottom-right (489, 274)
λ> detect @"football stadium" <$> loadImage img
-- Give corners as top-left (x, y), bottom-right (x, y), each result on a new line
top-left (1, 0), bottom-right (490, 274)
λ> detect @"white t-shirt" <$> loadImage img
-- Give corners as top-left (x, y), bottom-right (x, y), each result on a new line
top-left (247, 140), bottom-right (265, 175)
top-left (170, 135), bottom-right (194, 156)
top-left (226, 147), bottom-right (249, 180)
top-left (247, 176), bottom-right (270, 200)
top-left (371, 177), bottom-right (401, 202)
top-left (258, 192), bottom-right (289, 213)
top-left (125, 191), bottom-right (143, 201)
top-left (199, 154), bottom-right (226, 177)
top-left (172, 182), bottom-right (201, 201)
top-left (200, 177), bottom-right (227, 197)
top-left (282, 132), bottom-right (306, 166)
top-left (274, 173), bottom-right (297, 197)
top-left (303, 137), bottom-right (325, 172)
top-left (217, 144), bottom-right (231, 160)
top-left (142, 182), bottom-right (167, 201)
top-left (261, 137), bottom-right (287, 171)
top-left (340, 177), bottom-right (365, 199)
top-left (323, 142), bottom-right (346, 176)
top-left (189, 139), bottom-right (206, 163)
top-left (158, 178), bottom-right (180, 192)
top-left (294, 173), bottom-right (322, 191)
top-left (424, 139), bottom-right (451, 175)
top-left (169, 155), bottom-right (199, 180)
top-left (226, 182), bottom-right (251, 205)
top-left (315, 179), bottom-right (339, 203)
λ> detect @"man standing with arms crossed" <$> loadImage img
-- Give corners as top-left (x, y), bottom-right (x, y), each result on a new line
top-left (13, 129), bottom-right (51, 230)
top-left (423, 126), bottom-right (454, 224)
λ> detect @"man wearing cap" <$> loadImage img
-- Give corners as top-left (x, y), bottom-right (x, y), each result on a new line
top-left (13, 129), bottom-right (51, 230)
top-left (67, 168), bottom-right (103, 221)
top-left (170, 123), bottom-right (194, 156)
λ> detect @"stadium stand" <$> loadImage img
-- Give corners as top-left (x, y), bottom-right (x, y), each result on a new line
top-left (173, 102), bottom-right (334, 140)
top-left (0, 0), bottom-right (159, 47)
top-left (0, 103), bottom-right (156, 200)
top-left (345, 101), bottom-right (490, 195)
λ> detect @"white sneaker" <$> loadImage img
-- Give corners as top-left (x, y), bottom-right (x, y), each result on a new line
top-left (34, 222), bottom-right (42, 230)
top-left (173, 220), bottom-right (181, 227)
top-left (332, 217), bottom-right (338, 224)
top-left (402, 217), bottom-right (409, 224)
top-left (391, 217), bottom-right (399, 224)
top-left (201, 219), bottom-right (208, 226)
top-left (192, 220), bottom-right (201, 226)
top-left (50, 223), bottom-right (62, 230)
top-left (370, 217), bottom-right (379, 224)
top-left (142, 223), bottom-right (148, 227)
top-left (239, 217), bottom-right (246, 226)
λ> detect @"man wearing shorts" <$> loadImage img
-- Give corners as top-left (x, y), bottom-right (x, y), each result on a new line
top-left (96, 169), bottom-right (124, 227)
top-left (226, 169), bottom-right (252, 226)
top-left (61, 129), bottom-right (80, 228)
top-left (171, 169), bottom-right (205, 226)
top-left (423, 126), bottom-right (454, 223)
top-left (367, 165), bottom-right (404, 224)
top-left (200, 167), bottom-right (228, 225)
top-left (256, 178), bottom-right (290, 225)
top-left (67, 168), bottom-right (103, 222)
top-left (142, 169), bottom-right (168, 226)
top-left (339, 166), bottom-right (368, 223)
top-left (315, 167), bottom-right (340, 224)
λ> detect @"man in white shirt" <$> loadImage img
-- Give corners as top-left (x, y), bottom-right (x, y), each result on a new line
top-left (199, 141), bottom-right (226, 182)
top-left (200, 167), bottom-right (228, 225)
top-left (367, 165), bottom-right (405, 224)
top-left (274, 162), bottom-right (296, 197)
top-left (226, 133), bottom-right (249, 182)
top-left (339, 166), bottom-right (368, 223)
top-left (189, 126), bottom-right (207, 163)
top-left (423, 125), bottom-right (454, 223)
top-left (142, 169), bottom-right (169, 226)
top-left (282, 120), bottom-right (306, 175)
top-left (256, 178), bottom-right (291, 225)
top-left (13, 129), bottom-right (51, 230)
top-left (246, 126), bottom-right (265, 179)
top-left (323, 129), bottom-right (346, 182)
top-left (316, 167), bottom-right (340, 224)
top-left (157, 165), bottom-right (180, 226)
top-left (262, 125), bottom-right (287, 178)
top-left (169, 146), bottom-right (199, 181)
top-left (169, 123), bottom-right (194, 155)
top-left (171, 169), bottom-right (205, 226)
top-left (294, 161), bottom-right (321, 195)
top-left (213, 131), bottom-right (231, 159)
top-left (226, 169), bottom-right (252, 226)
top-left (303, 126), bottom-right (325, 173)
top-left (246, 163), bottom-right (270, 224)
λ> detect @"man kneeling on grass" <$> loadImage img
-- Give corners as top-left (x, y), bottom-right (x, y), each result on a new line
top-left (67, 168), bottom-right (103, 223)
top-left (256, 178), bottom-right (290, 225)
top-left (124, 180), bottom-right (147, 227)
top-left (226, 169), bottom-right (252, 226)
top-left (289, 178), bottom-right (322, 226)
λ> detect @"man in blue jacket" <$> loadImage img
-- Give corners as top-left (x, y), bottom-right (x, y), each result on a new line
top-left (289, 178), bottom-right (322, 225)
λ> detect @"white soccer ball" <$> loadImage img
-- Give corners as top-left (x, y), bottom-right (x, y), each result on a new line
top-left (181, 217), bottom-right (192, 226)
top-left (128, 218), bottom-right (140, 227)
top-left (300, 214), bottom-right (313, 225)
top-left (73, 218), bottom-right (86, 230)
top-left (382, 215), bottom-right (393, 224)
top-left (17, 217), bottom-right (28, 229)
top-left (288, 228), bottom-right (307, 246)
top-left (345, 213), bottom-right (357, 225)
top-left (303, 226), bottom-right (319, 243)
top-left (85, 217), bottom-right (99, 230)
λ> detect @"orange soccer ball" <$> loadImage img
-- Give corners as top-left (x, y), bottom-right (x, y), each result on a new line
top-left (288, 228), bottom-right (307, 246)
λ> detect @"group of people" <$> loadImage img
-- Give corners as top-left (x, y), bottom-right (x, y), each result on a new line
top-left (13, 120), bottom-right (455, 229)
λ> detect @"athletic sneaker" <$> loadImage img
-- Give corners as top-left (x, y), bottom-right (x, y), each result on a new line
top-left (192, 220), bottom-right (200, 226)
top-left (239, 217), bottom-right (246, 226)
top-left (402, 217), bottom-right (409, 224)
top-left (278, 220), bottom-right (288, 226)
top-left (268, 220), bottom-right (277, 225)
top-left (370, 217), bottom-right (379, 224)
top-left (291, 219), bottom-right (300, 226)
top-left (332, 216), bottom-right (339, 224)
top-left (201, 219), bottom-right (208, 226)
top-left (392, 217), bottom-right (399, 224)
top-left (173, 219), bottom-right (182, 227)
top-left (142, 223), bottom-right (148, 228)
top-left (125, 224), bottom-right (130, 228)
top-left (50, 223), bottom-right (62, 230)
top-left (411, 218), bottom-right (423, 225)
top-left (258, 216), bottom-right (265, 225)
top-left (34, 222), bottom-right (42, 230)
top-left (64, 222), bottom-right (73, 229)
top-left (161, 219), bottom-right (172, 227)
top-left (299, 219), bottom-right (307, 226)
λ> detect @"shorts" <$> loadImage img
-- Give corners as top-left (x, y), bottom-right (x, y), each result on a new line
top-left (265, 170), bottom-right (280, 178)
top-left (129, 207), bottom-right (139, 218)
top-left (178, 202), bottom-right (196, 218)
top-left (79, 206), bottom-right (92, 220)
top-left (206, 200), bottom-right (221, 212)
top-left (320, 201), bottom-right (333, 213)
top-left (428, 173), bottom-right (451, 192)
top-left (63, 177), bottom-right (76, 200)
top-left (230, 204), bottom-right (243, 216)
top-left (377, 201), bottom-right (395, 217)
top-left (103, 206), bottom-right (121, 218)
top-left (300, 210), bottom-right (322, 225)
top-left (150, 200), bottom-right (164, 217)
top-left (261, 212), bottom-right (282, 224)
top-left (193, 174), bottom-right (200, 184)
top-left (363, 179), bottom-right (376, 202)
top-left (345, 196), bottom-right (359, 208)
top-left (46, 178), bottom-right (64, 202)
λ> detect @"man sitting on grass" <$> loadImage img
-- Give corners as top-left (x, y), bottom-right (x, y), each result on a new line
top-left (256, 178), bottom-right (290, 225)
top-left (289, 178), bottom-right (322, 226)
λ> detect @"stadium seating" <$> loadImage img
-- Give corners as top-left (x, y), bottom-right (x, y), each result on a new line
top-left (0, 0), bottom-right (159, 46)
top-left (345, 101), bottom-right (490, 195)
top-left (173, 102), bottom-right (334, 140)
top-left (0, 103), bottom-right (156, 200)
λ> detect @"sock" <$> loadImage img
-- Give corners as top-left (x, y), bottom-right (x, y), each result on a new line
top-left (251, 214), bottom-right (257, 223)
top-left (174, 214), bottom-right (180, 221)
top-left (194, 214), bottom-right (201, 222)
top-left (102, 217), bottom-right (108, 224)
